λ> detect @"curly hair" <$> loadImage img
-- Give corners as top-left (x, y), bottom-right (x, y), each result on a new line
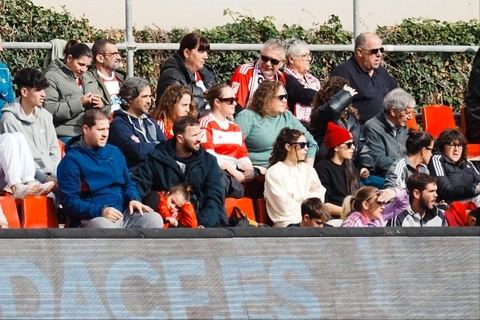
top-left (269, 127), bottom-right (304, 166)
top-left (312, 76), bottom-right (360, 121)
top-left (154, 84), bottom-right (196, 127)
top-left (247, 81), bottom-right (285, 118)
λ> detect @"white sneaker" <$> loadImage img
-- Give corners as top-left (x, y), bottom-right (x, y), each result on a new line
top-left (36, 181), bottom-right (55, 196)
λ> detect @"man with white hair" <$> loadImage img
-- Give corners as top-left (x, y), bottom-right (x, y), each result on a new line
top-left (229, 39), bottom-right (286, 110)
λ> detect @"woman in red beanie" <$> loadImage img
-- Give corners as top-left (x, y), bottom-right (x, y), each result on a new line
top-left (315, 122), bottom-right (369, 217)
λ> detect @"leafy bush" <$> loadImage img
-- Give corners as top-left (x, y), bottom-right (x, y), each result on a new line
top-left (0, 0), bottom-right (478, 112)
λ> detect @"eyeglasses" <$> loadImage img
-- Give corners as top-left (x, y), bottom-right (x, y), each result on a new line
top-left (217, 97), bottom-right (237, 104)
top-left (298, 53), bottom-right (313, 61)
top-left (363, 47), bottom-right (385, 55)
top-left (99, 52), bottom-right (120, 57)
top-left (260, 55), bottom-right (282, 66)
top-left (292, 142), bottom-right (309, 149)
top-left (276, 94), bottom-right (288, 101)
top-left (446, 143), bottom-right (463, 149)
top-left (342, 142), bottom-right (355, 149)
top-left (425, 147), bottom-right (434, 151)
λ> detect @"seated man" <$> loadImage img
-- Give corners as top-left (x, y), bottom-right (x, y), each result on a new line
top-left (359, 88), bottom-right (413, 177)
top-left (132, 116), bottom-right (226, 228)
top-left (389, 173), bottom-right (447, 227)
top-left (230, 39), bottom-right (286, 110)
top-left (57, 109), bottom-right (163, 228)
top-left (108, 77), bottom-right (166, 173)
top-left (88, 39), bottom-right (125, 119)
top-left (331, 32), bottom-right (397, 125)
top-left (1, 68), bottom-right (60, 195)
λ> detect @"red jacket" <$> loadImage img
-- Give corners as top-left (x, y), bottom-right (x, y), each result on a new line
top-left (444, 201), bottom-right (477, 226)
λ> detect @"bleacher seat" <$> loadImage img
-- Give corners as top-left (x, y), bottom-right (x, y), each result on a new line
top-left (255, 198), bottom-right (273, 226)
top-left (406, 110), bottom-right (419, 131)
top-left (0, 196), bottom-right (21, 228)
top-left (19, 196), bottom-right (59, 228)
top-left (225, 197), bottom-right (256, 221)
top-left (421, 105), bottom-right (456, 138)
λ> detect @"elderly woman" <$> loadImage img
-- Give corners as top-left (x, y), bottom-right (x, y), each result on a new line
top-left (155, 33), bottom-right (217, 117)
top-left (428, 128), bottom-right (480, 205)
top-left (154, 84), bottom-right (196, 139)
top-left (283, 39), bottom-right (321, 124)
top-left (234, 80), bottom-right (318, 200)
top-left (265, 128), bottom-right (325, 227)
top-left (44, 42), bottom-right (105, 142)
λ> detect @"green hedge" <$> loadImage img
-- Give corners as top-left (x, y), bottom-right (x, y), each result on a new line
top-left (1, 0), bottom-right (478, 112)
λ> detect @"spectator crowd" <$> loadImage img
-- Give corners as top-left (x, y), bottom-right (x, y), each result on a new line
top-left (0, 32), bottom-right (479, 229)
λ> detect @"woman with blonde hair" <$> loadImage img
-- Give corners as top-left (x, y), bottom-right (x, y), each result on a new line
top-left (154, 84), bottom-right (196, 139)
top-left (341, 186), bottom-right (408, 227)
top-left (264, 127), bottom-right (325, 227)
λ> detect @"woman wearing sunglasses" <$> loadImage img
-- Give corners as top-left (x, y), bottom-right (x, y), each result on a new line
top-left (155, 33), bottom-right (217, 117)
top-left (264, 128), bottom-right (325, 227)
top-left (234, 81), bottom-right (318, 201)
top-left (384, 130), bottom-right (434, 189)
top-left (199, 84), bottom-right (255, 185)
top-left (341, 186), bottom-right (408, 227)
top-left (283, 39), bottom-right (320, 124)
top-left (315, 122), bottom-right (366, 218)
top-left (428, 128), bottom-right (480, 205)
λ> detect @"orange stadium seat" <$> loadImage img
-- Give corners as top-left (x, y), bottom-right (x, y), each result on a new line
top-left (58, 139), bottom-right (66, 158)
top-left (19, 196), bottom-right (59, 228)
top-left (406, 110), bottom-right (419, 131)
top-left (421, 105), bottom-right (456, 138)
top-left (460, 107), bottom-right (480, 160)
top-left (0, 196), bottom-right (21, 228)
top-left (225, 197), bottom-right (256, 221)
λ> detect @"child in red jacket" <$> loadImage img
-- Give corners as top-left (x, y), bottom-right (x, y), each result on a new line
top-left (158, 184), bottom-right (198, 228)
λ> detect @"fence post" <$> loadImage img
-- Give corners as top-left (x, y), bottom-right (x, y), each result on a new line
top-left (353, 0), bottom-right (360, 45)
top-left (125, 0), bottom-right (134, 78)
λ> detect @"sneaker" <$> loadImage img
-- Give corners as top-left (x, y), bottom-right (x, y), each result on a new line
top-left (11, 184), bottom-right (35, 199)
top-left (36, 181), bottom-right (55, 196)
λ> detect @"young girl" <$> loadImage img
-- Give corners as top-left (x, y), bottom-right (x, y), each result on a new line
top-left (157, 184), bottom-right (198, 228)
top-left (341, 186), bottom-right (409, 227)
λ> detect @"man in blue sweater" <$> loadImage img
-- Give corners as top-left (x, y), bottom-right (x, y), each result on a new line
top-left (57, 109), bottom-right (164, 228)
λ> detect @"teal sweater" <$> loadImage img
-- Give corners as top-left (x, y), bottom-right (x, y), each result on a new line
top-left (234, 109), bottom-right (318, 168)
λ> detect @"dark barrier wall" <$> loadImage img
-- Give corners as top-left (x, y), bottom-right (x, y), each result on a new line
top-left (0, 228), bottom-right (479, 319)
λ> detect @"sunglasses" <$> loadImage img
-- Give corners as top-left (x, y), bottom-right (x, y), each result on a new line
top-left (260, 55), bottom-right (282, 66)
top-left (342, 142), bottom-right (355, 149)
top-left (277, 94), bottom-right (288, 101)
top-left (217, 97), bottom-right (237, 104)
top-left (363, 47), bottom-right (385, 55)
top-left (99, 52), bottom-right (120, 57)
top-left (292, 142), bottom-right (309, 149)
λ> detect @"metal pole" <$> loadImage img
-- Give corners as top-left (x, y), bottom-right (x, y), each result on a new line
top-left (125, 0), bottom-right (134, 78)
top-left (353, 0), bottom-right (360, 45)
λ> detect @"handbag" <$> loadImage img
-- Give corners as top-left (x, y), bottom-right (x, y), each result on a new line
top-left (228, 207), bottom-right (258, 227)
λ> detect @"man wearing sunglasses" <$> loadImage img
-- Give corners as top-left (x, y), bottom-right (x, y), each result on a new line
top-left (87, 39), bottom-right (125, 119)
top-left (230, 39), bottom-right (286, 111)
top-left (331, 32), bottom-right (397, 125)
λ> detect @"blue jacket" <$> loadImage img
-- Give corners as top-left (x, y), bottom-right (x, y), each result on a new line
top-left (132, 139), bottom-right (226, 227)
top-left (58, 135), bottom-right (141, 227)
top-left (0, 62), bottom-right (14, 113)
top-left (108, 110), bottom-right (166, 172)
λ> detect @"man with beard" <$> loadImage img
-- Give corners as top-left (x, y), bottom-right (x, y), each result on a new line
top-left (389, 173), bottom-right (447, 227)
top-left (88, 39), bottom-right (125, 118)
top-left (132, 116), bottom-right (226, 228)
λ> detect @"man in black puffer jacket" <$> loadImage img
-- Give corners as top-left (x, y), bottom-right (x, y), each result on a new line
top-left (465, 49), bottom-right (480, 143)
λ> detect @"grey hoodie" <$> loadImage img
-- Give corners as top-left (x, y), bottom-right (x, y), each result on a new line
top-left (43, 58), bottom-right (108, 137)
top-left (0, 98), bottom-right (61, 182)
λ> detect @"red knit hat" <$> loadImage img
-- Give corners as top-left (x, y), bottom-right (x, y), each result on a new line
top-left (324, 122), bottom-right (353, 150)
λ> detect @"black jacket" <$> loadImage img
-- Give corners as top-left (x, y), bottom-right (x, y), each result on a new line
top-left (131, 139), bottom-right (226, 227)
top-left (156, 52), bottom-right (217, 116)
top-left (428, 154), bottom-right (480, 203)
top-left (465, 49), bottom-right (480, 143)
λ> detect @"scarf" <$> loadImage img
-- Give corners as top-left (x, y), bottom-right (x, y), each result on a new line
top-left (284, 66), bottom-right (321, 123)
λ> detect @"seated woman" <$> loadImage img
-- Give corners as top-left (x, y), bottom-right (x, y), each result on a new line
top-left (315, 122), bottom-right (367, 217)
top-left (155, 32), bottom-right (217, 117)
top-left (234, 80), bottom-right (318, 200)
top-left (385, 130), bottom-right (434, 189)
top-left (341, 186), bottom-right (409, 227)
top-left (283, 39), bottom-right (320, 124)
top-left (199, 83), bottom-right (255, 185)
top-left (0, 132), bottom-right (54, 198)
top-left (44, 41), bottom-right (105, 142)
top-left (264, 128), bottom-right (325, 227)
top-left (154, 84), bottom-right (196, 139)
top-left (428, 128), bottom-right (480, 205)
top-left (310, 76), bottom-right (359, 160)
